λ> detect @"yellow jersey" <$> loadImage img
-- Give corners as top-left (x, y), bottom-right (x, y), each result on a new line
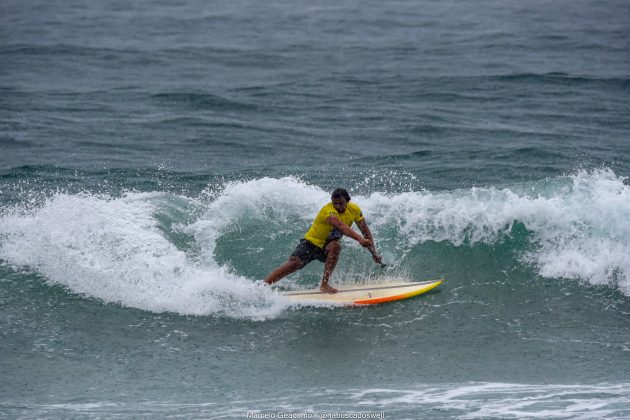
top-left (303, 202), bottom-right (364, 248)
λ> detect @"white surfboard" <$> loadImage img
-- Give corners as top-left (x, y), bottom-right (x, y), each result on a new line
top-left (282, 279), bottom-right (443, 306)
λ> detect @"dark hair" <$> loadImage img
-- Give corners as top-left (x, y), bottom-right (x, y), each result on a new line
top-left (331, 188), bottom-right (351, 202)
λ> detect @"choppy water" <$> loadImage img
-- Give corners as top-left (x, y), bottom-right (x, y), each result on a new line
top-left (1, 0), bottom-right (629, 418)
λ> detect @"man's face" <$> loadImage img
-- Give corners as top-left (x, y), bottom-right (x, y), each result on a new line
top-left (332, 196), bottom-right (348, 214)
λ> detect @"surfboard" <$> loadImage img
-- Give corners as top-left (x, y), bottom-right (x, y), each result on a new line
top-left (282, 279), bottom-right (443, 306)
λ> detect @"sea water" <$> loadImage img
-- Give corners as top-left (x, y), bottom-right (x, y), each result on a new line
top-left (1, 0), bottom-right (629, 418)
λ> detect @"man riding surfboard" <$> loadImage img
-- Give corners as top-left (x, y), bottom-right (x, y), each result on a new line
top-left (264, 188), bottom-right (382, 293)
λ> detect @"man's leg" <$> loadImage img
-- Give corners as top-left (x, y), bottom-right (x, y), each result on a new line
top-left (320, 240), bottom-right (340, 293)
top-left (264, 257), bottom-right (303, 285)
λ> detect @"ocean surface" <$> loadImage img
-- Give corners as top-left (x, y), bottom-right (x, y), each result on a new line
top-left (1, 0), bottom-right (630, 418)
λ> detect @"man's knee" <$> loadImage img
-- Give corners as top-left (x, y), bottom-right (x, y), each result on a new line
top-left (326, 240), bottom-right (341, 255)
top-left (288, 256), bottom-right (304, 269)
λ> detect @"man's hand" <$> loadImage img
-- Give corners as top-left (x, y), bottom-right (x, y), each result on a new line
top-left (372, 253), bottom-right (383, 264)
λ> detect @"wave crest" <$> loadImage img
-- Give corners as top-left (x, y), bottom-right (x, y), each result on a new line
top-left (1, 169), bottom-right (628, 317)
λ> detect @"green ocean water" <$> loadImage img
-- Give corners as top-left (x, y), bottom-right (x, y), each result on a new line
top-left (2, 0), bottom-right (630, 418)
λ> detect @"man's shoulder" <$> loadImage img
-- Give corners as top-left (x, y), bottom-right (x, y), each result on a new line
top-left (347, 202), bottom-right (361, 211)
top-left (320, 202), bottom-right (337, 216)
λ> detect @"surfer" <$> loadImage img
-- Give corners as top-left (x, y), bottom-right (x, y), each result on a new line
top-left (264, 188), bottom-right (382, 293)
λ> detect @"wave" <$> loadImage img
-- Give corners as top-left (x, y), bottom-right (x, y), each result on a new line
top-left (0, 136), bottom-right (34, 149)
top-left (489, 73), bottom-right (630, 88)
top-left (0, 169), bottom-right (628, 317)
top-left (151, 92), bottom-right (259, 112)
top-left (0, 191), bottom-right (287, 319)
top-left (361, 169), bottom-right (629, 293)
top-left (188, 169), bottom-right (629, 293)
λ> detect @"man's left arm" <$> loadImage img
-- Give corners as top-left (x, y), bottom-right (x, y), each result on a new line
top-left (356, 219), bottom-right (382, 264)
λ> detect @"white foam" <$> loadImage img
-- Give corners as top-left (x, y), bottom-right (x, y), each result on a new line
top-left (11, 383), bottom-right (630, 418)
top-left (357, 169), bottom-right (630, 294)
top-left (345, 382), bottom-right (630, 419)
top-left (0, 191), bottom-right (287, 319)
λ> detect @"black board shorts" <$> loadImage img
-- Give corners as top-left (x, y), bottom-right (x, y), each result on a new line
top-left (291, 229), bottom-right (343, 268)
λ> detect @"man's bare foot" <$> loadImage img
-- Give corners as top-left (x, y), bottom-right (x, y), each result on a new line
top-left (320, 283), bottom-right (338, 294)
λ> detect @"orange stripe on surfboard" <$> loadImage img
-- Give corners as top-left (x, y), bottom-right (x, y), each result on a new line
top-left (352, 279), bottom-right (443, 305)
